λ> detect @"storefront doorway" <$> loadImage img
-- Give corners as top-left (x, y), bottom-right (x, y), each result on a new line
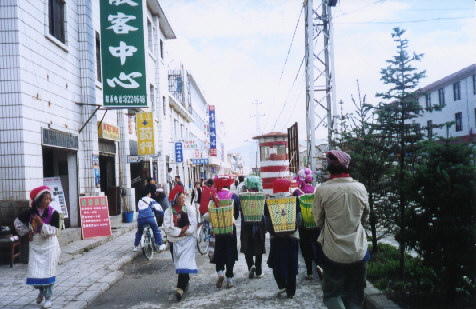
top-left (42, 147), bottom-right (78, 228)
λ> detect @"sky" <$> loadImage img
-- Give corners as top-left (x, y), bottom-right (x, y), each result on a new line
top-left (160, 0), bottom-right (475, 165)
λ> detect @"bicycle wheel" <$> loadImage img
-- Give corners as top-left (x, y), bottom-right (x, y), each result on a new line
top-left (143, 228), bottom-right (154, 260)
top-left (197, 224), bottom-right (209, 255)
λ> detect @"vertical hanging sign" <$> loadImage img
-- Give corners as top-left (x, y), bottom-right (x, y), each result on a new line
top-left (175, 142), bottom-right (183, 163)
top-left (209, 105), bottom-right (217, 156)
top-left (136, 112), bottom-right (154, 155)
top-left (100, 0), bottom-right (147, 108)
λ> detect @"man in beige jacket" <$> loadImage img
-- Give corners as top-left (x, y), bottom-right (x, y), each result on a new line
top-left (312, 150), bottom-right (370, 309)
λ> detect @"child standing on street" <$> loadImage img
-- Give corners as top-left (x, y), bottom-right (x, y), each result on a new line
top-left (14, 186), bottom-right (61, 309)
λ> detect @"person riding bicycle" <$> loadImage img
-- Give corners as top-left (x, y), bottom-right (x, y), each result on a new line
top-left (133, 188), bottom-right (166, 252)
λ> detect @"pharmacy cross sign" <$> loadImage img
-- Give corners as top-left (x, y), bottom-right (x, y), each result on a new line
top-left (100, 0), bottom-right (147, 108)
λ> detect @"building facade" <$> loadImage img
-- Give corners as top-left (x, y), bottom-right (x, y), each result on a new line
top-left (416, 64), bottom-right (476, 141)
top-left (0, 0), bottom-right (175, 229)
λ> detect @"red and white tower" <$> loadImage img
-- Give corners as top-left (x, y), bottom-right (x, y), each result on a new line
top-left (253, 132), bottom-right (291, 194)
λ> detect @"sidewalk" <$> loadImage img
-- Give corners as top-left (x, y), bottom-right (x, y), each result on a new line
top-left (0, 223), bottom-right (139, 309)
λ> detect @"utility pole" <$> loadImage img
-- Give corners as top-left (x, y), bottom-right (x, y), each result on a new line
top-left (251, 100), bottom-right (265, 136)
top-left (251, 100), bottom-right (265, 173)
top-left (304, 0), bottom-right (337, 185)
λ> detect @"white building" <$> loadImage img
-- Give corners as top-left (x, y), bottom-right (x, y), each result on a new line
top-left (416, 64), bottom-right (476, 141)
top-left (0, 0), bottom-right (175, 229)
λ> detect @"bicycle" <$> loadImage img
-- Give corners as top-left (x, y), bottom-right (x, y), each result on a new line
top-left (196, 219), bottom-right (212, 255)
top-left (141, 216), bottom-right (168, 260)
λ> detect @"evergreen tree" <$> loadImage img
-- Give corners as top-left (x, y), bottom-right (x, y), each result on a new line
top-left (334, 81), bottom-right (395, 252)
top-left (375, 27), bottom-right (426, 278)
top-left (406, 138), bottom-right (476, 300)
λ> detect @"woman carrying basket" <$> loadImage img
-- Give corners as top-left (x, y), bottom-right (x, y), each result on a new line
top-left (211, 175), bottom-right (240, 289)
top-left (264, 179), bottom-right (302, 299)
top-left (293, 168), bottom-right (324, 281)
top-left (240, 176), bottom-right (266, 279)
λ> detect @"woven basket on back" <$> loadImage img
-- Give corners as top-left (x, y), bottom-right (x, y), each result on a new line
top-left (239, 192), bottom-right (266, 222)
top-left (267, 197), bottom-right (296, 233)
top-left (208, 199), bottom-right (234, 235)
top-left (298, 194), bottom-right (317, 228)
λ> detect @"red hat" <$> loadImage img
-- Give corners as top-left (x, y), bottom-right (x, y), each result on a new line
top-left (29, 185), bottom-right (52, 207)
top-left (214, 175), bottom-right (234, 189)
top-left (272, 179), bottom-right (291, 193)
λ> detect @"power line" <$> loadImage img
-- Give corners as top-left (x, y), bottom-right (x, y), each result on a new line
top-left (271, 56), bottom-right (305, 132)
top-left (263, 6), bottom-right (304, 132)
top-left (334, 15), bottom-right (474, 25)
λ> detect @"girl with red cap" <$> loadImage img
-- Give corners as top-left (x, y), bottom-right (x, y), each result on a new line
top-left (264, 179), bottom-right (302, 299)
top-left (14, 186), bottom-right (61, 309)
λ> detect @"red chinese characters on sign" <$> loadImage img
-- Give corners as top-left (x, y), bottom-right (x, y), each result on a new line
top-left (79, 196), bottom-right (112, 239)
top-left (210, 148), bottom-right (217, 156)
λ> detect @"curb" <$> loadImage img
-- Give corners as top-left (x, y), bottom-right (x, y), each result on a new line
top-left (59, 223), bottom-right (137, 265)
top-left (364, 281), bottom-right (401, 309)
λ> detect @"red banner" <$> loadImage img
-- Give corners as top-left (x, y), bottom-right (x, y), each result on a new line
top-left (79, 196), bottom-right (112, 239)
top-left (210, 148), bottom-right (217, 156)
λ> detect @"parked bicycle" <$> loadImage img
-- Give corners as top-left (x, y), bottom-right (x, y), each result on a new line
top-left (196, 219), bottom-right (212, 255)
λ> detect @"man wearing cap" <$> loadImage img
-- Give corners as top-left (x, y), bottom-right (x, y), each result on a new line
top-left (311, 150), bottom-right (370, 309)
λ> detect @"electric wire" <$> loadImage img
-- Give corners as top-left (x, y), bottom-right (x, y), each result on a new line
top-left (263, 6), bottom-right (304, 133)
top-left (334, 15), bottom-right (474, 25)
top-left (271, 56), bottom-right (305, 132)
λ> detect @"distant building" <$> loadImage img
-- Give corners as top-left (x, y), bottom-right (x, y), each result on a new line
top-left (416, 64), bottom-right (476, 142)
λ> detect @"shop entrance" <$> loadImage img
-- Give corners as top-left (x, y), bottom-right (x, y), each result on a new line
top-left (42, 147), bottom-right (79, 228)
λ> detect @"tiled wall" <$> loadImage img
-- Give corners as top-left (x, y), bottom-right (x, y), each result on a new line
top-left (0, 2), bottom-right (26, 200)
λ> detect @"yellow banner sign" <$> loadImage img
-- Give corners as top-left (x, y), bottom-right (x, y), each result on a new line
top-left (136, 112), bottom-right (154, 155)
top-left (98, 122), bottom-right (120, 141)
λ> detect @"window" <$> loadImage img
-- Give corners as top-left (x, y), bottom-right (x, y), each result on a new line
top-left (453, 81), bottom-right (461, 101)
top-left (425, 94), bottom-right (431, 109)
top-left (163, 96), bottom-right (166, 116)
top-left (260, 144), bottom-right (287, 161)
top-left (427, 120), bottom-right (433, 139)
top-left (95, 32), bottom-right (101, 82)
top-left (455, 112), bottom-right (462, 132)
top-left (174, 119), bottom-right (178, 138)
top-left (160, 39), bottom-right (164, 59)
top-left (438, 88), bottom-right (445, 106)
top-left (473, 75), bottom-right (476, 95)
top-left (147, 19), bottom-right (153, 51)
top-left (48, 0), bottom-right (65, 43)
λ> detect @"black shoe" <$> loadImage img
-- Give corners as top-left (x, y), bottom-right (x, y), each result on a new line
top-left (249, 265), bottom-right (256, 279)
top-left (175, 288), bottom-right (183, 301)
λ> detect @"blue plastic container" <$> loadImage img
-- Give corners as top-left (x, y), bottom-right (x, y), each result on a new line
top-left (123, 211), bottom-right (134, 223)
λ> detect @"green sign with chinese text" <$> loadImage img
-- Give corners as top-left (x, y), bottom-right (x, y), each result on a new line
top-left (100, 0), bottom-right (147, 108)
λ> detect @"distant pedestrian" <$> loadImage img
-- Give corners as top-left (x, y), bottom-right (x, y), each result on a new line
top-left (145, 177), bottom-right (157, 196)
top-left (167, 168), bottom-right (174, 192)
top-left (264, 179), bottom-right (302, 299)
top-left (190, 182), bottom-right (202, 221)
top-left (155, 187), bottom-right (170, 212)
top-left (133, 188), bottom-right (166, 252)
top-left (163, 191), bottom-right (198, 301)
top-left (293, 168), bottom-right (323, 281)
top-left (237, 176), bottom-right (246, 193)
top-left (14, 186), bottom-right (61, 309)
top-left (199, 179), bottom-right (216, 216)
top-left (212, 176), bottom-right (240, 289)
top-left (311, 150), bottom-right (370, 309)
top-left (169, 176), bottom-right (185, 203)
top-left (240, 176), bottom-right (266, 279)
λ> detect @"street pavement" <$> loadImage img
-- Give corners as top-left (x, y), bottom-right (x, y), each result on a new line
top-left (90, 222), bottom-right (325, 309)
top-left (0, 228), bottom-right (141, 309)
top-left (0, 222), bottom-right (325, 309)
